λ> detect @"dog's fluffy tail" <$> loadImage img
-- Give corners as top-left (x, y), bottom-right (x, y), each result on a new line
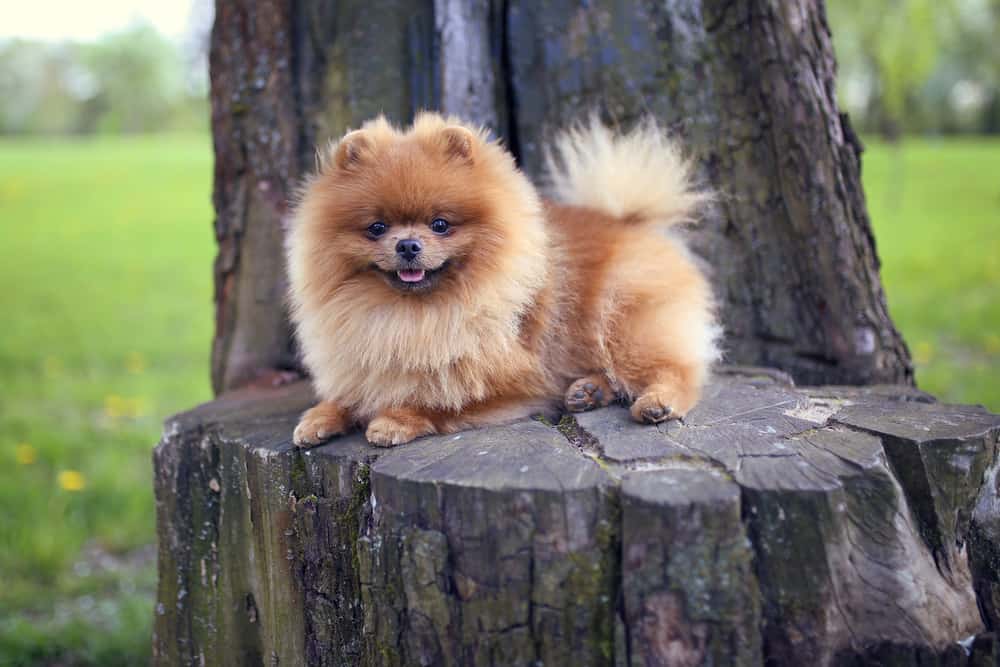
top-left (544, 118), bottom-right (708, 226)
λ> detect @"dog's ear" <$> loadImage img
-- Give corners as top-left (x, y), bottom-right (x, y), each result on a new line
top-left (333, 130), bottom-right (374, 170)
top-left (440, 126), bottom-right (476, 164)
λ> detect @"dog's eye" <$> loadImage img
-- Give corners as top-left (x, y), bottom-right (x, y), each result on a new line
top-left (367, 221), bottom-right (387, 238)
top-left (430, 218), bottom-right (449, 234)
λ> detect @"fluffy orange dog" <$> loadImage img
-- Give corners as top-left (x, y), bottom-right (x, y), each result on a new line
top-left (287, 113), bottom-right (720, 447)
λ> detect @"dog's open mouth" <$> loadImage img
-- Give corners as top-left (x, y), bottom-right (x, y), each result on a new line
top-left (377, 262), bottom-right (449, 292)
top-left (397, 269), bottom-right (426, 283)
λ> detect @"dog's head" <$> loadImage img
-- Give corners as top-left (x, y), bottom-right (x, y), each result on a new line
top-left (290, 113), bottom-right (546, 303)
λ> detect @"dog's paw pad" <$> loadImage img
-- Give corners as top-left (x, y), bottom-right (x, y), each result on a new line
top-left (565, 376), bottom-right (615, 413)
top-left (640, 404), bottom-right (672, 423)
top-left (631, 389), bottom-right (685, 425)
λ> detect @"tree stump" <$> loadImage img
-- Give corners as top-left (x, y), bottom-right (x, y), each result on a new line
top-left (153, 368), bottom-right (1000, 665)
top-left (176, 1), bottom-right (995, 664)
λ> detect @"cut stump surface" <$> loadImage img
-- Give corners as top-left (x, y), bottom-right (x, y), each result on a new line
top-left (153, 368), bottom-right (1000, 666)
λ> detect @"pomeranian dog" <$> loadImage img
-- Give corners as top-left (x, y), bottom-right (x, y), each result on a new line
top-left (287, 112), bottom-right (720, 447)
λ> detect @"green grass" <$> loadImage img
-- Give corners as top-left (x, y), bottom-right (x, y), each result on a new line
top-left (0, 135), bottom-right (213, 665)
top-left (0, 134), bottom-right (996, 665)
top-left (863, 138), bottom-right (1000, 410)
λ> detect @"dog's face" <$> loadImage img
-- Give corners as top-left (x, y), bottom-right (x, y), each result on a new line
top-left (295, 115), bottom-right (534, 300)
top-left (340, 133), bottom-right (487, 294)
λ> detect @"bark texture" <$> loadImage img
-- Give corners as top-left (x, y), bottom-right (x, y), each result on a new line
top-left (208, 0), bottom-right (912, 394)
top-left (153, 369), bottom-right (1000, 666)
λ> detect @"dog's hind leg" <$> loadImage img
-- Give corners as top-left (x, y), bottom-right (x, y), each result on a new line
top-left (605, 285), bottom-right (716, 424)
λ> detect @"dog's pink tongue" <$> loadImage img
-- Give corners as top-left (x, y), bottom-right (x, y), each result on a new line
top-left (397, 269), bottom-right (426, 283)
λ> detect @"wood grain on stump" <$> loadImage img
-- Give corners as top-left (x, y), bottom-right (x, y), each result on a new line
top-left (153, 369), bottom-right (1000, 666)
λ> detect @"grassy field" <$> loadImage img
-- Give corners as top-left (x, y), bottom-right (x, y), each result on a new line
top-left (863, 139), bottom-right (1000, 409)
top-left (0, 135), bottom-right (997, 665)
top-left (0, 136), bottom-right (213, 665)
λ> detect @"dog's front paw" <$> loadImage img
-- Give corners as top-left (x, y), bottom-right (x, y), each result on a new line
top-left (294, 402), bottom-right (350, 448)
top-left (630, 383), bottom-right (693, 424)
top-left (565, 375), bottom-right (616, 412)
top-left (365, 410), bottom-right (435, 447)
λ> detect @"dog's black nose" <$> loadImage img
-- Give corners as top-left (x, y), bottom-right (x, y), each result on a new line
top-left (395, 238), bottom-right (423, 261)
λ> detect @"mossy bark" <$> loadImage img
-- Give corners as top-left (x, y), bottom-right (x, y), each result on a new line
top-left (208, 0), bottom-right (911, 394)
top-left (154, 370), bottom-right (1000, 665)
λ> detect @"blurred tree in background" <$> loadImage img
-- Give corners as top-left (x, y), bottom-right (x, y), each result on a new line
top-left (0, 20), bottom-right (209, 135)
top-left (0, 0), bottom-right (996, 138)
top-left (830, 0), bottom-right (1000, 137)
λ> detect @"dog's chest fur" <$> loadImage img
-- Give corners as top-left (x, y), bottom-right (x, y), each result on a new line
top-left (301, 285), bottom-right (548, 419)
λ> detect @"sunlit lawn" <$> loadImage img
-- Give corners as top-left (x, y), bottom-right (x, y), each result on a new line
top-left (863, 138), bottom-right (1000, 410)
top-left (0, 134), bottom-right (996, 665)
top-left (0, 135), bottom-right (213, 665)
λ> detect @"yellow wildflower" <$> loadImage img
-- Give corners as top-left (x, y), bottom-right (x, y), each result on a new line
top-left (15, 443), bottom-right (36, 465)
top-left (104, 395), bottom-right (149, 419)
top-left (126, 352), bottom-right (146, 374)
top-left (104, 394), bottom-right (126, 419)
top-left (913, 341), bottom-right (935, 365)
top-left (58, 470), bottom-right (86, 491)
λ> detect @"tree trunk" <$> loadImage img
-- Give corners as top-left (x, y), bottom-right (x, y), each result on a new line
top-left (208, 0), bottom-right (911, 394)
top-left (153, 370), bottom-right (1000, 665)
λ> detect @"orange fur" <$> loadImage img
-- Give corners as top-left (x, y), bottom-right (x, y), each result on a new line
top-left (287, 113), bottom-right (720, 447)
